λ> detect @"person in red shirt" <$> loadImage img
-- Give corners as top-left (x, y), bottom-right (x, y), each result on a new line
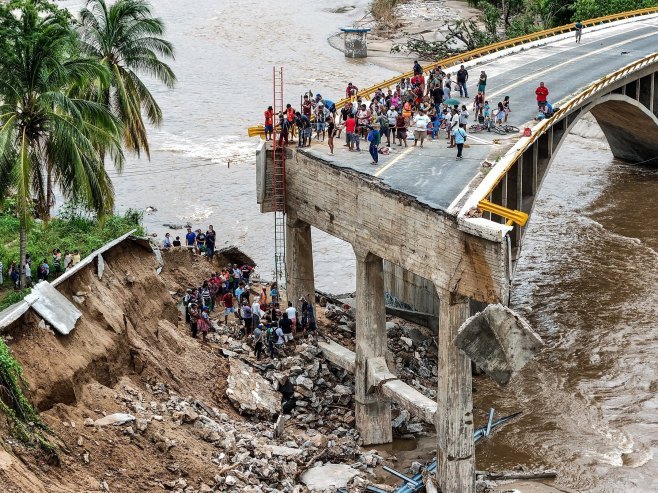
top-left (264, 106), bottom-right (274, 141)
top-left (344, 114), bottom-right (357, 151)
top-left (222, 291), bottom-right (235, 323)
top-left (346, 82), bottom-right (358, 98)
top-left (535, 82), bottom-right (549, 110)
top-left (302, 95), bottom-right (312, 118)
top-left (285, 104), bottom-right (296, 140)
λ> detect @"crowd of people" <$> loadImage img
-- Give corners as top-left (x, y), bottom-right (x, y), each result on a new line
top-left (2, 249), bottom-right (82, 289)
top-left (174, 223), bottom-right (318, 359)
top-left (264, 62), bottom-right (522, 161)
top-left (265, 61), bottom-right (562, 161)
top-left (183, 271), bottom-right (318, 360)
top-left (161, 225), bottom-right (218, 260)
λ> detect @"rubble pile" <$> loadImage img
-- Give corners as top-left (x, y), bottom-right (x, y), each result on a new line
top-left (321, 302), bottom-right (438, 435)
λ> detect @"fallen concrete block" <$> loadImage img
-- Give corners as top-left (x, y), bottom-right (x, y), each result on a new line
top-left (300, 463), bottom-right (359, 490)
top-left (25, 281), bottom-right (82, 335)
top-left (94, 413), bottom-right (135, 426)
top-left (226, 359), bottom-right (280, 419)
top-left (454, 304), bottom-right (543, 385)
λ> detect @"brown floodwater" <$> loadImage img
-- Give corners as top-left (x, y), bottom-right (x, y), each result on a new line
top-left (57, 0), bottom-right (657, 489)
top-left (378, 135), bottom-right (658, 492)
top-left (475, 134), bottom-right (658, 492)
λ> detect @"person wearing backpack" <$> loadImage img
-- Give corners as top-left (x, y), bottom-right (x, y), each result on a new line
top-left (367, 124), bottom-right (381, 165)
top-left (453, 124), bottom-right (468, 160)
top-left (266, 323), bottom-right (278, 359)
top-left (378, 112), bottom-right (390, 147)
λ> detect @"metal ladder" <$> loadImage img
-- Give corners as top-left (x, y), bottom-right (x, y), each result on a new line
top-left (271, 66), bottom-right (287, 295)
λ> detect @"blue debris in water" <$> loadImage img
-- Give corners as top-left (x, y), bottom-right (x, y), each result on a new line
top-left (366, 410), bottom-right (522, 493)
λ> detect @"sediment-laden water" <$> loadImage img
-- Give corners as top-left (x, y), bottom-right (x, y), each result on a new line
top-left (59, 0), bottom-right (658, 489)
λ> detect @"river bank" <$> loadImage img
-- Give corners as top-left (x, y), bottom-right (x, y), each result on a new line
top-left (365, 0), bottom-right (481, 72)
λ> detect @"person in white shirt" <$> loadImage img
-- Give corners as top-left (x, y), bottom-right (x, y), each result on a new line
top-left (251, 299), bottom-right (261, 329)
top-left (412, 110), bottom-right (431, 148)
top-left (387, 106), bottom-right (398, 127)
top-left (448, 108), bottom-right (460, 146)
top-left (286, 301), bottom-right (298, 334)
top-left (459, 105), bottom-right (469, 128)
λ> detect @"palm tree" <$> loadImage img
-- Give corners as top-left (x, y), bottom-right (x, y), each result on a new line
top-left (0, 1), bottom-right (124, 287)
top-left (78, 0), bottom-right (176, 158)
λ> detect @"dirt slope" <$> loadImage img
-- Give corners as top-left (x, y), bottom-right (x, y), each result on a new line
top-left (0, 243), bottom-right (236, 492)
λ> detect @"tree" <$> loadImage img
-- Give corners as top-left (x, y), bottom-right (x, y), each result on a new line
top-left (0, 0), bottom-right (124, 287)
top-left (78, 0), bottom-right (176, 158)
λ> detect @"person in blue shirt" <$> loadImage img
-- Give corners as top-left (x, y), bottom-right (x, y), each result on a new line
top-left (367, 124), bottom-right (381, 164)
top-left (452, 125), bottom-right (467, 160)
top-left (185, 227), bottom-right (196, 250)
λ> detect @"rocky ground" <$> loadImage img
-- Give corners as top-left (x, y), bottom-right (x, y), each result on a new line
top-left (0, 243), bottom-right (561, 492)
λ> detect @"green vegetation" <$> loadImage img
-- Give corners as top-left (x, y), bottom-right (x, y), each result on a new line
top-left (0, 337), bottom-right (52, 455)
top-left (79, 0), bottom-right (176, 158)
top-left (0, 201), bottom-right (144, 309)
top-left (0, 0), bottom-right (174, 289)
top-left (391, 0), bottom-right (658, 59)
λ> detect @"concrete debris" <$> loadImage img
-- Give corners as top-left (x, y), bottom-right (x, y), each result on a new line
top-left (226, 358), bottom-right (280, 419)
top-left (24, 281), bottom-right (81, 335)
top-left (454, 304), bottom-right (544, 385)
top-left (93, 413), bottom-right (135, 427)
top-left (300, 463), bottom-right (360, 490)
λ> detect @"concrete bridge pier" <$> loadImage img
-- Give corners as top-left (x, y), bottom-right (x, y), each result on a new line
top-left (354, 248), bottom-right (392, 445)
top-left (436, 290), bottom-right (475, 493)
top-left (286, 216), bottom-right (316, 307)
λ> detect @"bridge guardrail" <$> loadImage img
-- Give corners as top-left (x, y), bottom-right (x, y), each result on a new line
top-left (247, 6), bottom-right (658, 137)
top-left (467, 50), bottom-right (658, 227)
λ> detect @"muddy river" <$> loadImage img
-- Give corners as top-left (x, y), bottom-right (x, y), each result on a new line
top-left (59, 0), bottom-right (658, 490)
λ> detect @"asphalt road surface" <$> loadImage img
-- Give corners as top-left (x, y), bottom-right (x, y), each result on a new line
top-left (303, 16), bottom-right (658, 212)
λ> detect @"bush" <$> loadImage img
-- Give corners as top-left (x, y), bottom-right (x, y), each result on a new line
top-left (0, 204), bottom-right (145, 302)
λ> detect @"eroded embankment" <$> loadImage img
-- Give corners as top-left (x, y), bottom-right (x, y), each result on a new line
top-left (0, 242), bottom-right (234, 492)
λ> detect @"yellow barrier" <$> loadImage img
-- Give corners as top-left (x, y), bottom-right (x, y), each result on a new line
top-left (475, 49), bottom-right (658, 215)
top-left (478, 199), bottom-right (529, 227)
top-left (247, 6), bottom-right (658, 137)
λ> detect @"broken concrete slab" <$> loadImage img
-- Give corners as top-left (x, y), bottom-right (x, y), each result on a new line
top-left (24, 282), bottom-right (82, 335)
top-left (300, 463), bottom-right (359, 490)
top-left (94, 413), bottom-right (135, 426)
top-left (454, 304), bottom-right (544, 385)
top-left (226, 358), bottom-right (280, 419)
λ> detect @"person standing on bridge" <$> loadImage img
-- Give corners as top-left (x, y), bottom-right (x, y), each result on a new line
top-left (453, 124), bottom-right (467, 160)
top-left (367, 123), bottom-right (381, 164)
top-left (412, 110), bottom-right (430, 148)
top-left (264, 106), bottom-right (274, 141)
top-left (535, 82), bottom-right (549, 111)
top-left (457, 65), bottom-right (469, 98)
top-left (478, 71), bottom-right (488, 99)
top-left (413, 60), bottom-right (423, 76)
top-left (575, 20), bottom-right (583, 43)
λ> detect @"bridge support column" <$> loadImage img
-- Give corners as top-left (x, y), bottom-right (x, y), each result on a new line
top-left (286, 217), bottom-right (315, 307)
top-left (354, 248), bottom-right (392, 445)
top-left (436, 290), bottom-right (474, 493)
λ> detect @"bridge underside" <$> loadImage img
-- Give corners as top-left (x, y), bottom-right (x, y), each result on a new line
top-left (590, 97), bottom-right (658, 163)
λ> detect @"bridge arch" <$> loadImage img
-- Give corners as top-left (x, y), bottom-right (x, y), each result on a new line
top-left (554, 93), bottom-right (658, 164)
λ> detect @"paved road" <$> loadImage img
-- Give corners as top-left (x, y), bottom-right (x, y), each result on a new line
top-left (302, 17), bottom-right (658, 212)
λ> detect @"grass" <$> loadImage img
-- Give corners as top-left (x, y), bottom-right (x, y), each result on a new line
top-left (0, 204), bottom-right (144, 310)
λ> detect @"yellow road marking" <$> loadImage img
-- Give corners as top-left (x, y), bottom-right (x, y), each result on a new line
top-left (374, 146), bottom-right (414, 177)
top-left (375, 29), bottom-right (658, 178)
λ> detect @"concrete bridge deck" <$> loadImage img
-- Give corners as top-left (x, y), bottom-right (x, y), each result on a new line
top-left (301, 16), bottom-right (658, 212)
top-left (255, 10), bottom-right (658, 493)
